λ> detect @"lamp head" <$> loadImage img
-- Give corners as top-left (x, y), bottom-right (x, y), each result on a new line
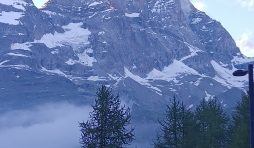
top-left (233, 70), bottom-right (248, 76)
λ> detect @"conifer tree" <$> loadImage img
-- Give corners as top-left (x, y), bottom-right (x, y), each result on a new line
top-left (194, 98), bottom-right (229, 148)
top-left (79, 85), bottom-right (134, 148)
top-left (154, 96), bottom-right (196, 148)
top-left (183, 109), bottom-right (197, 148)
top-left (229, 93), bottom-right (249, 148)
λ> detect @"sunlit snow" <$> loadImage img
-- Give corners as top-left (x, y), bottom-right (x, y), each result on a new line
top-left (152, 0), bottom-right (174, 13)
top-left (180, 42), bottom-right (203, 61)
top-left (98, 31), bottom-right (105, 35)
top-left (194, 78), bottom-right (202, 86)
top-left (124, 68), bottom-right (162, 95)
top-left (6, 53), bottom-right (30, 57)
top-left (0, 0), bottom-right (28, 11)
top-left (187, 104), bottom-right (193, 109)
top-left (34, 23), bottom-right (90, 48)
top-left (0, 64), bottom-right (29, 70)
top-left (51, 49), bottom-right (59, 54)
top-left (11, 43), bottom-right (32, 51)
top-left (191, 18), bottom-right (202, 24)
top-left (205, 91), bottom-right (213, 101)
top-left (231, 55), bottom-right (254, 64)
top-left (41, 67), bottom-right (67, 77)
top-left (75, 49), bottom-right (97, 67)
top-left (0, 60), bottom-right (29, 69)
top-left (146, 60), bottom-right (203, 82)
top-left (211, 60), bottom-right (247, 88)
top-left (11, 22), bottom-right (97, 67)
top-left (41, 67), bottom-right (83, 81)
top-left (219, 61), bottom-right (228, 67)
top-left (42, 10), bottom-right (65, 17)
top-left (87, 76), bottom-right (107, 81)
top-left (108, 74), bottom-right (122, 87)
top-left (0, 11), bottom-right (24, 25)
top-left (125, 13), bottom-right (140, 17)
top-left (0, 60), bottom-right (9, 66)
top-left (65, 59), bottom-right (76, 65)
top-left (88, 1), bottom-right (103, 7)
top-left (201, 25), bottom-right (208, 31)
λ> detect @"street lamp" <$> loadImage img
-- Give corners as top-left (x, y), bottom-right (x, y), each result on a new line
top-left (233, 64), bottom-right (254, 148)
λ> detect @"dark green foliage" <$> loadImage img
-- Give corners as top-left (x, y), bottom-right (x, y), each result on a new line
top-left (153, 88), bottom-right (254, 148)
top-left (183, 110), bottom-right (197, 148)
top-left (229, 93), bottom-right (249, 148)
top-left (79, 85), bottom-right (134, 148)
top-left (154, 96), bottom-right (196, 148)
top-left (194, 98), bottom-right (230, 148)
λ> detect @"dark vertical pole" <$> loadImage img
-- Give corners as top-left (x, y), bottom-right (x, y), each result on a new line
top-left (249, 64), bottom-right (254, 148)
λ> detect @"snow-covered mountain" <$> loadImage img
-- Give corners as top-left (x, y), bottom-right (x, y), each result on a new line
top-left (0, 0), bottom-right (253, 121)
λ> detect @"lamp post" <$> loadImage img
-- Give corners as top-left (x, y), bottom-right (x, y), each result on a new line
top-left (233, 64), bottom-right (254, 148)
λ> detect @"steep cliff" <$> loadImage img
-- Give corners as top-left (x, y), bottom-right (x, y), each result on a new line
top-left (0, 0), bottom-right (252, 120)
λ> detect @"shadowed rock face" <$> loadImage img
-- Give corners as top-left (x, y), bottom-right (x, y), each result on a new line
top-left (0, 0), bottom-right (250, 127)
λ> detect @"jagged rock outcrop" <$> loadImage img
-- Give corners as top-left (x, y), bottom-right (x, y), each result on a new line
top-left (0, 0), bottom-right (253, 144)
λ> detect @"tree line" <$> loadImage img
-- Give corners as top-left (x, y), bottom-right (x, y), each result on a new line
top-left (155, 94), bottom-right (250, 148)
top-left (79, 85), bottom-right (250, 148)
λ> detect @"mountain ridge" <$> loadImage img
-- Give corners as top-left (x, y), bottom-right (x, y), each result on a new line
top-left (0, 0), bottom-right (252, 119)
top-left (2, 0), bottom-right (254, 146)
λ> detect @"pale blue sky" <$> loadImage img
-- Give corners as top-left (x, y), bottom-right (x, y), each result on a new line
top-left (32, 0), bottom-right (254, 57)
top-left (190, 0), bottom-right (254, 57)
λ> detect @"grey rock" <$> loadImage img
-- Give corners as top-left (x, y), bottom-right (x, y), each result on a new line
top-left (0, 0), bottom-right (253, 145)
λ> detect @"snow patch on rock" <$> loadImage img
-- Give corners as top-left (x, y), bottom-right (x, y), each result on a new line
top-left (41, 67), bottom-right (83, 81)
top-left (124, 67), bottom-right (162, 95)
top-left (0, 0), bottom-right (28, 11)
top-left (6, 53), bottom-right (30, 57)
top-left (187, 104), bottom-right (193, 109)
top-left (65, 59), bottom-right (76, 65)
top-left (180, 42), bottom-right (203, 61)
top-left (11, 43), bottom-right (32, 51)
top-left (191, 18), bottom-right (202, 24)
top-left (0, 11), bottom-right (24, 25)
top-left (87, 76), bottom-right (107, 81)
top-left (51, 49), bottom-right (59, 54)
top-left (35, 23), bottom-right (91, 48)
top-left (0, 60), bottom-right (9, 66)
top-left (125, 13), bottom-right (140, 17)
top-left (0, 64), bottom-right (29, 70)
top-left (152, 0), bottom-right (174, 13)
top-left (146, 60), bottom-right (203, 82)
top-left (42, 10), bottom-right (65, 17)
top-left (211, 60), bottom-right (247, 88)
top-left (88, 1), bottom-right (103, 7)
top-left (205, 91), bottom-right (213, 101)
top-left (231, 56), bottom-right (254, 64)
top-left (11, 23), bottom-right (97, 66)
top-left (194, 78), bottom-right (202, 86)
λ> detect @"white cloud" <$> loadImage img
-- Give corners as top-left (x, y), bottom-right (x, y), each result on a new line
top-left (192, 1), bottom-right (207, 11)
top-left (236, 31), bottom-right (254, 57)
top-left (0, 102), bottom-right (92, 148)
top-left (237, 0), bottom-right (254, 10)
top-left (32, 0), bottom-right (50, 8)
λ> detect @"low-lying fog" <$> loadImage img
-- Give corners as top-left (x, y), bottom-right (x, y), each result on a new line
top-left (0, 102), bottom-right (158, 148)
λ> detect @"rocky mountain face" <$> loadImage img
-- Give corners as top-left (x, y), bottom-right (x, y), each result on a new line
top-left (0, 0), bottom-right (253, 145)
